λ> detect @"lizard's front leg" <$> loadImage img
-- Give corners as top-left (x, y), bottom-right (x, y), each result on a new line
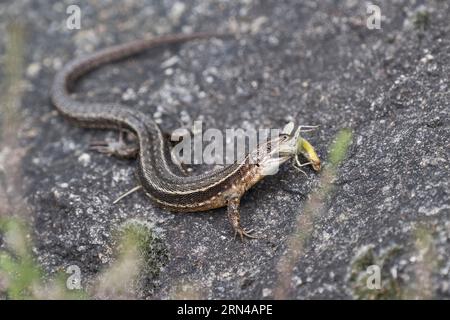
top-left (227, 197), bottom-right (259, 241)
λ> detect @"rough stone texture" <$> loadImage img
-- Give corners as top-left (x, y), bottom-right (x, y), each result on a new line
top-left (0, 0), bottom-right (449, 299)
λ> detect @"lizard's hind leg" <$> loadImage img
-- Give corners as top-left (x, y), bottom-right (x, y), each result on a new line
top-left (90, 129), bottom-right (138, 159)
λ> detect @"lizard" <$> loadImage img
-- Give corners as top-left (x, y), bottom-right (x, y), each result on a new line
top-left (50, 32), bottom-right (321, 240)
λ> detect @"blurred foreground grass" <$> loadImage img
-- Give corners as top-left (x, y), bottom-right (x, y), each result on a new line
top-left (274, 128), bottom-right (353, 299)
top-left (0, 217), bottom-right (87, 299)
top-left (0, 217), bottom-right (161, 299)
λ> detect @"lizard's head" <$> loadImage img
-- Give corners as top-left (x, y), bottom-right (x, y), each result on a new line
top-left (252, 122), bottom-right (321, 176)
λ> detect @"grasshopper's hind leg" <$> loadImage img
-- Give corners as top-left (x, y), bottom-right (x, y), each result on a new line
top-left (227, 197), bottom-right (259, 241)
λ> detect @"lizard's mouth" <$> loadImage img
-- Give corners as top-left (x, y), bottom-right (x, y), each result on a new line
top-left (277, 122), bottom-right (321, 172)
top-left (251, 122), bottom-right (320, 176)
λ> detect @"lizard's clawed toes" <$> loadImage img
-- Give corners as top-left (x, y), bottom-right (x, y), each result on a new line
top-left (234, 227), bottom-right (260, 241)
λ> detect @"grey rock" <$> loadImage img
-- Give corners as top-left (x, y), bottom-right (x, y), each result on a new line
top-left (1, 0), bottom-right (449, 299)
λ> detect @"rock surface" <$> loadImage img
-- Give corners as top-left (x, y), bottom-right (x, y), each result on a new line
top-left (0, 0), bottom-right (449, 299)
